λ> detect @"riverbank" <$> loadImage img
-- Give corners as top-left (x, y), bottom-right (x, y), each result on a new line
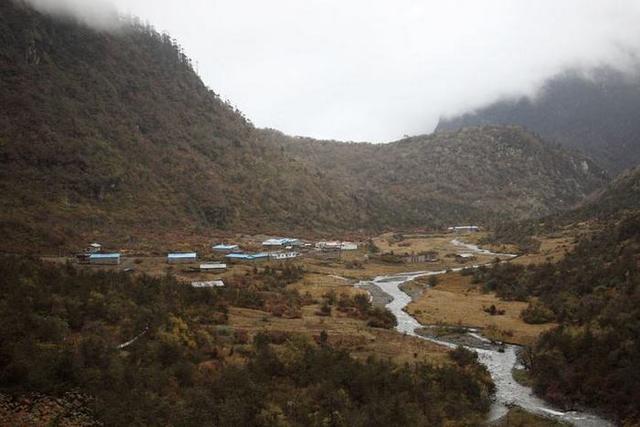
top-left (354, 269), bottom-right (614, 427)
top-left (406, 271), bottom-right (555, 346)
top-left (415, 325), bottom-right (499, 351)
top-left (358, 283), bottom-right (394, 307)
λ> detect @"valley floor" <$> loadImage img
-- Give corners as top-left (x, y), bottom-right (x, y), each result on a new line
top-left (41, 231), bottom-right (564, 366)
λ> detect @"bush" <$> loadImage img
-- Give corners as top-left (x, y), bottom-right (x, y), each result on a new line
top-left (521, 301), bottom-right (555, 324)
top-left (483, 304), bottom-right (505, 316)
top-left (449, 346), bottom-right (478, 367)
top-left (317, 300), bottom-right (332, 316)
top-left (366, 307), bottom-right (397, 329)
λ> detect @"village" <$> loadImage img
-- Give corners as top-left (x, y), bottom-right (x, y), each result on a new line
top-left (67, 226), bottom-right (493, 289)
top-left (49, 223), bottom-right (571, 350)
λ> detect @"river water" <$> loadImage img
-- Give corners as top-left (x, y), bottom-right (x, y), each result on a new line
top-left (355, 243), bottom-right (613, 426)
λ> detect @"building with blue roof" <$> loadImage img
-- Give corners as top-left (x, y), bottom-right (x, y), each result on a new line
top-left (225, 252), bottom-right (270, 262)
top-left (262, 238), bottom-right (302, 247)
top-left (89, 253), bottom-right (121, 265)
top-left (212, 243), bottom-right (240, 253)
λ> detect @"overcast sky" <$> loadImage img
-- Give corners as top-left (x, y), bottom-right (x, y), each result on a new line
top-left (25, 0), bottom-right (640, 142)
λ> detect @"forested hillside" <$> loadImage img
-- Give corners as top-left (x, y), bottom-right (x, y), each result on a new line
top-left (284, 126), bottom-right (605, 224)
top-left (574, 165), bottom-right (640, 220)
top-left (484, 163), bottom-right (640, 252)
top-left (0, 256), bottom-right (495, 425)
top-left (475, 213), bottom-right (640, 424)
top-left (436, 67), bottom-right (640, 175)
top-left (0, 0), bottom-right (607, 252)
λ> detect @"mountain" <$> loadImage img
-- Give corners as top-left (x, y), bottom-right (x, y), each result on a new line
top-left (483, 165), bottom-right (640, 252)
top-left (436, 68), bottom-right (640, 175)
top-left (284, 126), bottom-right (605, 224)
top-left (0, 1), bottom-right (607, 251)
top-left (572, 165), bottom-right (640, 221)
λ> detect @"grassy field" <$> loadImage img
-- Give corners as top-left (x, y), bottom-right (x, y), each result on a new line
top-left (406, 272), bottom-right (555, 345)
top-left (227, 305), bottom-right (450, 366)
top-left (513, 235), bottom-right (575, 265)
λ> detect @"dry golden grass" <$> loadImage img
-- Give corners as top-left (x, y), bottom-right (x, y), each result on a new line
top-left (227, 305), bottom-right (449, 365)
top-left (406, 272), bottom-right (555, 346)
top-left (287, 272), bottom-right (450, 363)
top-left (513, 236), bottom-right (575, 265)
top-left (374, 232), bottom-right (476, 254)
top-left (287, 273), bottom-right (366, 299)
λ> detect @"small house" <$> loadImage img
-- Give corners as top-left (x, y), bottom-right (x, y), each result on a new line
top-left (269, 251), bottom-right (299, 261)
top-left (315, 241), bottom-right (341, 251)
top-left (212, 244), bottom-right (240, 253)
top-left (455, 253), bottom-right (476, 263)
top-left (403, 251), bottom-right (438, 264)
top-left (225, 253), bottom-right (270, 263)
top-left (191, 280), bottom-right (225, 288)
top-left (200, 263), bottom-right (227, 271)
top-left (167, 252), bottom-right (197, 264)
top-left (262, 238), bottom-right (301, 247)
top-left (340, 242), bottom-right (358, 251)
top-left (316, 241), bottom-right (358, 251)
top-left (447, 226), bottom-right (480, 233)
top-left (89, 253), bottom-right (121, 265)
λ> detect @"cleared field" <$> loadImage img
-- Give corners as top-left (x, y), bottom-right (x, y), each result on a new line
top-left (513, 235), bottom-right (575, 265)
top-left (406, 272), bottom-right (555, 346)
top-left (287, 273), bottom-right (366, 299)
top-left (374, 232), bottom-right (481, 254)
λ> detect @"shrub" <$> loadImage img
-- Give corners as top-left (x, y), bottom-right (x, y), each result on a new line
top-left (521, 301), bottom-right (555, 324)
top-left (366, 307), bottom-right (397, 329)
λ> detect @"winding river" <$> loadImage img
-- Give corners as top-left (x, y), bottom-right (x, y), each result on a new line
top-left (355, 242), bottom-right (613, 426)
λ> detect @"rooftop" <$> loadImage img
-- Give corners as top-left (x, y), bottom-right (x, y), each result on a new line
top-left (212, 244), bottom-right (239, 250)
top-left (191, 280), bottom-right (225, 288)
top-left (225, 252), bottom-right (270, 260)
top-left (89, 253), bottom-right (120, 258)
top-left (168, 252), bottom-right (197, 258)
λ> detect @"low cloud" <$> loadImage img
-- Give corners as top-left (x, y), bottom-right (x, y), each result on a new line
top-left (23, 0), bottom-right (121, 30)
top-left (21, 0), bottom-right (640, 142)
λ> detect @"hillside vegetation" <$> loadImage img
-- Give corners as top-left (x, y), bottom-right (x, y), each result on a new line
top-left (483, 164), bottom-right (640, 252)
top-left (0, 256), bottom-right (495, 426)
top-left (0, 0), bottom-right (607, 252)
top-left (475, 213), bottom-right (640, 424)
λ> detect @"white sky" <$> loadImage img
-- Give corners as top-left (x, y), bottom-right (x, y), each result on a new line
top-left (25, 0), bottom-right (640, 142)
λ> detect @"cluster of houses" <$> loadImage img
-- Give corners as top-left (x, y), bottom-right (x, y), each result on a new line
top-left (77, 237), bottom-right (359, 268)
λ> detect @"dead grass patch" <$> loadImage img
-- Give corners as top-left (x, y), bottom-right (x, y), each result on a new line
top-left (407, 272), bottom-right (555, 346)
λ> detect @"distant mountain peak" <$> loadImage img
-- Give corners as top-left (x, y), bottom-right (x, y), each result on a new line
top-left (436, 67), bottom-right (640, 175)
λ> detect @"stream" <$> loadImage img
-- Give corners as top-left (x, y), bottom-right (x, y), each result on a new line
top-left (354, 241), bottom-right (613, 426)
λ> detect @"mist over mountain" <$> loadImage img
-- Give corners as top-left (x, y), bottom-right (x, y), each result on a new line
top-left (437, 68), bottom-right (640, 175)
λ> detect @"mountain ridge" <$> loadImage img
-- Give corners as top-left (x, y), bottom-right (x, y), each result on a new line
top-left (436, 67), bottom-right (640, 175)
top-left (0, 0), bottom-right (608, 251)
